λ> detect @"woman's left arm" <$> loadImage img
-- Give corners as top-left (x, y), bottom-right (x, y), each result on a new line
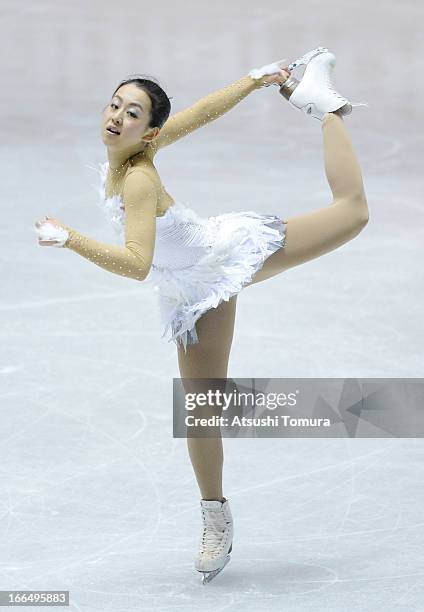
top-left (152, 62), bottom-right (291, 151)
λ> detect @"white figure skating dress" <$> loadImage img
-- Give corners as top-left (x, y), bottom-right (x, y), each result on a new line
top-left (97, 162), bottom-right (287, 352)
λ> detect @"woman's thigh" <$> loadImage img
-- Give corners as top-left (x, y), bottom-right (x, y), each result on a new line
top-left (245, 198), bottom-right (366, 287)
top-left (177, 296), bottom-right (238, 429)
top-left (177, 295), bottom-right (238, 379)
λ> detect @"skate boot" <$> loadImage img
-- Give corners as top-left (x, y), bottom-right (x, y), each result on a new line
top-left (287, 46), bottom-right (329, 71)
top-left (195, 498), bottom-right (233, 584)
top-left (280, 51), bottom-right (368, 121)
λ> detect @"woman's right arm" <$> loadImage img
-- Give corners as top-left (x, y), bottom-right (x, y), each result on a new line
top-left (63, 170), bottom-right (157, 281)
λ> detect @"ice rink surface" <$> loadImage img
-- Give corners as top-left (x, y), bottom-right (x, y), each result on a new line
top-left (1, 0), bottom-right (424, 609)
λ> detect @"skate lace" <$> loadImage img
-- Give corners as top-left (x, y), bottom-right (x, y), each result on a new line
top-left (201, 525), bottom-right (225, 555)
top-left (324, 75), bottom-right (346, 101)
top-left (200, 511), bottom-right (229, 556)
top-left (324, 74), bottom-right (370, 109)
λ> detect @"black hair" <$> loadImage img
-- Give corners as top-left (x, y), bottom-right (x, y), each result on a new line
top-left (112, 74), bottom-right (172, 130)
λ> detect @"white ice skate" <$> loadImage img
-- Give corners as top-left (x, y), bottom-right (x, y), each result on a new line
top-left (195, 498), bottom-right (233, 584)
top-left (281, 50), bottom-right (368, 121)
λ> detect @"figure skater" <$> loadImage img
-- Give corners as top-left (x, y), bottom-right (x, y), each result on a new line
top-left (34, 47), bottom-right (369, 583)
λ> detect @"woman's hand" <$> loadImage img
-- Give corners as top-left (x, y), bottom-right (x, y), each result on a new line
top-left (260, 67), bottom-right (291, 87)
top-left (248, 58), bottom-right (292, 88)
top-left (34, 215), bottom-right (70, 247)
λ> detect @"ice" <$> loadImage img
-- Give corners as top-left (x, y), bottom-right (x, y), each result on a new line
top-left (1, 0), bottom-right (423, 609)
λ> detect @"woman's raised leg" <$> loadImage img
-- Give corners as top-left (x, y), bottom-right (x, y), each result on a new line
top-left (176, 296), bottom-right (238, 501)
top-left (246, 111), bottom-right (369, 286)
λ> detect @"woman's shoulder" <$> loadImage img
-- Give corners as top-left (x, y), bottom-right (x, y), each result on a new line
top-left (128, 146), bottom-right (157, 172)
top-left (126, 159), bottom-right (157, 180)
top-left (124, 161), bottom-right (160, 197)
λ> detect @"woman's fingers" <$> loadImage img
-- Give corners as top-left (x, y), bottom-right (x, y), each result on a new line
top-left (34, 216), bottom-right (63, 229)
top-left (276, 69), bottom-right (291, 84)
top-left (35, 217), bottom-right (67, 247)
top-left (35, 218), bottom-right (49, 228)
top-left (276, 58), bottom-right (289, 67)
top-left (263, 71), bottom-right (289, 87)
top-left (277, 61), bottom-right (291, 73)
top-left (38, 239), bottom-right (60, 246)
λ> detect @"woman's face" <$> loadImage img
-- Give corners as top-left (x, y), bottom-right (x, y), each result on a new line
top-left (101, 83), bottom-right (153, 148)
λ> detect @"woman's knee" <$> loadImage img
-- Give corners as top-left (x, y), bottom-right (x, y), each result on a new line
top-left (336, 192), bottom-right (369, 232)
top-left (352, 199), bottom-right (369, 234)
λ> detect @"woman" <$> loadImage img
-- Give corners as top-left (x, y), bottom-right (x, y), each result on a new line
top-left (34, 48), bottom-right (369, 583)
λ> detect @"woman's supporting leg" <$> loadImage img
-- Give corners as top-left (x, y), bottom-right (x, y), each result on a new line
top-left (246, 111), bottom-right (369, 286)
top-left (177, 296), bottom-right (238, 501)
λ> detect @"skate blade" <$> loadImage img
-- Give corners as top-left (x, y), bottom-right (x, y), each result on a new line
top-left (288, 46), bottom-right (329, 71)
top-left (198, 554), bottom-right (231, 584)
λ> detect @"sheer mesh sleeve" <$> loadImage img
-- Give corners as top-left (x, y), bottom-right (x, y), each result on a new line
top-left (63, 169), bottom-right (158, 282)
top-left (151, 75), bottom-right (260, 152)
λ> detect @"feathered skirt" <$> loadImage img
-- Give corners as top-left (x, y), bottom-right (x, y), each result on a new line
top-left (144, 205), bottom-right (287, 353)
